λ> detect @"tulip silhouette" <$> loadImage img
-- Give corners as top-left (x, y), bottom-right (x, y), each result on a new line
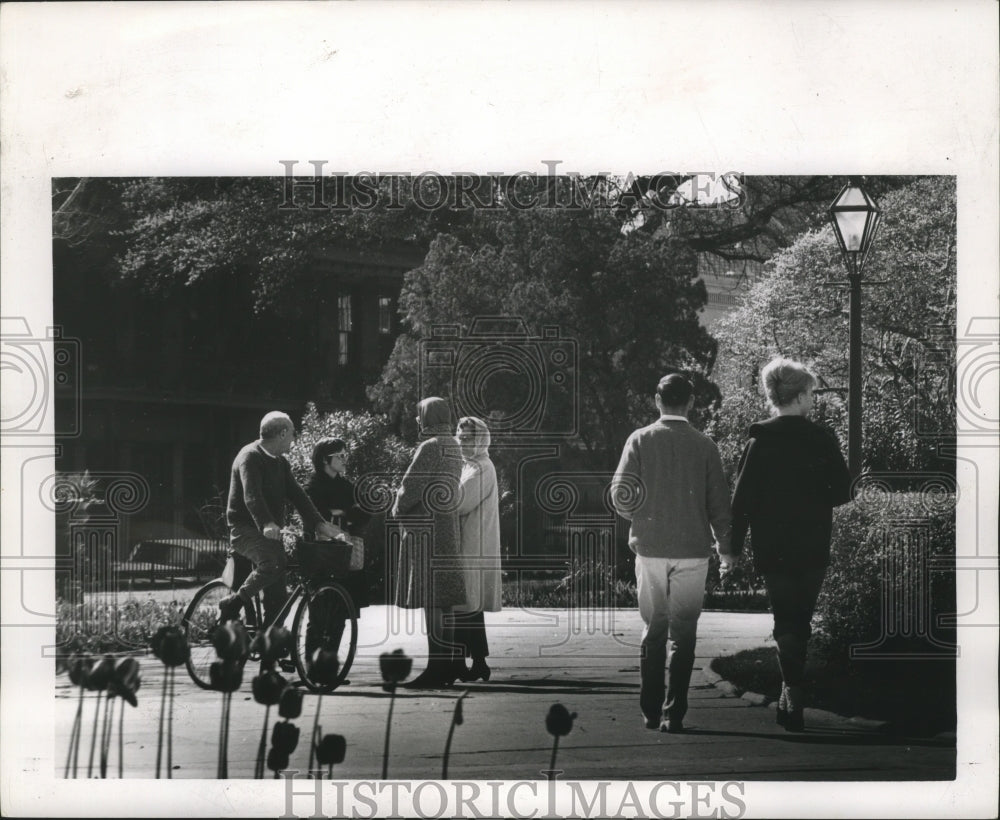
top-left (266, 747), bottom-right (290, 776)
top-left (104, 658), bottom-right (141, 778)
top-left (279, 686), bottom-right (303, 720)
top-left (442, 689), bottom-right (470, 779)
top-left (252, 670), bottom-right (288, 779)
top-left (378, 649), bottom-right (412, 779)
top-left (251, 625), bottom-right (292, 668)
top-left (64, 653), bottom-right (93, 778)
top-left (85, 655), bottom-right (115, 778)
top-left (307, 648), bottom-right (340, 775)
top-left (544, 703), bottom-right (577, 776)
top-left (212, 621), bottom-right (251, 662)
top-left (210, 658), bottom-right (244, 779)
top-left (151, 625), bottom-right (189, 779)
top-left (379, 648), bottom-right (412, 692)
top-left (269, 711), bottom-right (301, 778)
top-left (315, 734), bottom-right (346, 779)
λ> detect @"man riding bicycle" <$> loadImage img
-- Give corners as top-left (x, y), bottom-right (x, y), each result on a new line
top-left (220, 411), bottom-right (342, 626)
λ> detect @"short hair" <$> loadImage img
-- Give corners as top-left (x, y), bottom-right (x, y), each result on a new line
top-left (656, 374), bottom-right (694, 408)
top-left (311, 437), bottom-right (347, 472)
top-left (260, 411), bottom-right (293, 440)
top-left (760, 358), bottom-right (817, 408)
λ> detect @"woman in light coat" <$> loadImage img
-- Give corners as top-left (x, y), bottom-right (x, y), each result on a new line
top-left (452, 416), bottom-right (502, 682)
top-left (392, 397), bottom-right (466, 688)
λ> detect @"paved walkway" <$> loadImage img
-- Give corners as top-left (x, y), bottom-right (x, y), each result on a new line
top-left (55, 607), bottom-right (955, 782)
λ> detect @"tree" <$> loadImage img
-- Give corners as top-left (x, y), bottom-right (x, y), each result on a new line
top-left (366, 207), bottom-right (718, 468)
top-left (708, 177), bottom-right (957, 478)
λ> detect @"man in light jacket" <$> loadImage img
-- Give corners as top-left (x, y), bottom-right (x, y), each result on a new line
top-left (611, 374), bottom-right (736, 733)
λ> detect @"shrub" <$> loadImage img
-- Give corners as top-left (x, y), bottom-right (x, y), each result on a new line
top-left (814, 492), bottom-right (956, 659)
top-left (286, 404), bottom-right (412, 492)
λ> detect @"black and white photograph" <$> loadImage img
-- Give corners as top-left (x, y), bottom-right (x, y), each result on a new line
top-left (1, 3), bottom-right (997, 818)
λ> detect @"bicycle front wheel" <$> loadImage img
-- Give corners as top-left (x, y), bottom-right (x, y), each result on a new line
top-left (181, 580), bottom-right (256, 689)
top-left (291, 582), bottom-right (358, 693)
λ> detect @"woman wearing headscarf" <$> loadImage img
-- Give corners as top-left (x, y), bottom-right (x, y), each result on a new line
top-left (392, 397), bottom-right (466, 687)
top-left (731, 358), bottom-right (852, 732)
top-left (452, 416), bottom-right (502, 682)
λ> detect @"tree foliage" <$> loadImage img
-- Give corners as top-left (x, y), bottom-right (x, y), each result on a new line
top-left (708, 177), bottom-right (957, 477)
top-left (366, 208), bottom-right (718, 466)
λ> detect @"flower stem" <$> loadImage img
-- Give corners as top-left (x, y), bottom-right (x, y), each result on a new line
top-left (100, 695), bottom-right (114, 778)
top-left (549, 735), bottom-right (559, 775)
top-left (442, 691), bottom-right (468, 780)
top-left (87, 692), bottom-right (102, 778)
top-left (255, 705), bottom-right (271, 779)
top-left (118, 698), bottom-right (125, 778)
top-left (167, 668), bottom-right (175, 778)
top-left (156, 672), bottom-right (167, 778)
top-left (65, 687), bottom-right (83, 778)
top-left (221, 692), bottom-right (232, 779)
top-left (308, 694), bottom-right (322, 776)
top-left (381, 685), bottom-right (396, 780)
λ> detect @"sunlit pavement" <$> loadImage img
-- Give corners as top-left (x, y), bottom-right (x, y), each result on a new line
top-left (55, 607), bottom-right (955, 781)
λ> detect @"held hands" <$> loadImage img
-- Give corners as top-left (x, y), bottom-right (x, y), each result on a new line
top-left (718, 555), bottom-right (736, 579)
top-left (263, 523), bottom-right (282, 541)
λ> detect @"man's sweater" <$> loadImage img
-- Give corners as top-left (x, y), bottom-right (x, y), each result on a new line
top-left (611, 417), bottom-right (732, 559)
top-left (226, 441), bottom-right (324, 533)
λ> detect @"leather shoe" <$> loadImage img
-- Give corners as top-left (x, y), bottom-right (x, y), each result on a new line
top-left (467, 660), bottom-right (491, 682)
top-left (783, 709), bottom-right (805, 733)
top-left (218, 593), bottom-right (244, 622)
top-left (642, 714), bottom-right (659, 730)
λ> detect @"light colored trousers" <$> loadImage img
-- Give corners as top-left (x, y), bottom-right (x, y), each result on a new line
top-left (635, 555), bottom-right (709, 722)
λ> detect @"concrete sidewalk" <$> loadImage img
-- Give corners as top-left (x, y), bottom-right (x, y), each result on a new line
top-left (54, 606), bottom-right (955, 781)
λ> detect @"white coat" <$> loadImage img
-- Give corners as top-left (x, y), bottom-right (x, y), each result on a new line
top-left (455, 418), bottom-right (502, 613)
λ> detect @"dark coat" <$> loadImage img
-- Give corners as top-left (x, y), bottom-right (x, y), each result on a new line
top-left (731, 416), bottom-right (851, 573)
top-left (305, 472), bottom-right (372, 608)
top-left (391, 429), bottom-right (465, 609)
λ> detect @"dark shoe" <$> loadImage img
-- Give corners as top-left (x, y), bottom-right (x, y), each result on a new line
top-left (218, 593), bottom-right (244, 622)
top-left (278, 659), bottom-right (297, 674)
top-left (659, 717), bottom-right (684, 734)
top-left (468, 659), bottom-right (491, 682)
top-left (642, 714), bottom-right (659, 730)
top-left (783, 709), bottom-right (804, 733)
top-left (776, 707), bottom-right (788, 726)
top-left (453, 659), bottom-right (473, 683)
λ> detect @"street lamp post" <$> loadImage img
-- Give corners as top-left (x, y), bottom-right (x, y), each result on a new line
top-left (828, 181), bottom-right (882, 479)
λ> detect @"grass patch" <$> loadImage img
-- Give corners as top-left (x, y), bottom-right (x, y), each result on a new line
top-left (710, 645), bottom-right (956, 736)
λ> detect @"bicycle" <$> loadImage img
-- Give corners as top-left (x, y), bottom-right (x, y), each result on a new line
top-left (181, 539), bottom-right (358, 693)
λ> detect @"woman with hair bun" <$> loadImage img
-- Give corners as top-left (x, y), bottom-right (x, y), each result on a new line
top-left (731, 358), bottom-right (851, 732)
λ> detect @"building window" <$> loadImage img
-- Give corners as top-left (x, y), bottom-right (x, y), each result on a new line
top-left (378, 296), bottom-right (393, 334)
top-left (338, 294), bottom-right (352, 366)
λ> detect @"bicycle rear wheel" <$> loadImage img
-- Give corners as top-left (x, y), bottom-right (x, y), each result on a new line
top-left (181, 579), bottom-right (257, 689)
top-left (291, 582), bottom-right (357, 693)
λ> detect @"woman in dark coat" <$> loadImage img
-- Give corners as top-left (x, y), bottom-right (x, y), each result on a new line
top-left (392, 397), bottom-right (466, 687)
top-left (731, 358), bottom-right (851, 732)
top-left (303, 437), bottom-right (372, 669)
